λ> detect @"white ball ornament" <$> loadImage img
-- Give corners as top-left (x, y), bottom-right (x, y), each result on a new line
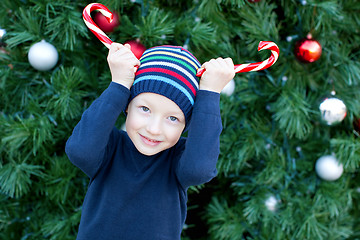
top-left (121, 123), bottom-right (127, 132)
top-left (265, 195), bottom-right (278, 212)
top-left (319, 97), bottom-right (347, 125)
top-left (0, 28), bottom-right (6, 39)
top-left (315, 155), bottom-right (343, 181)
top-left (221, 79), bottom-right (235, 96)
top-left (28, 40), bottom-right (58, 71)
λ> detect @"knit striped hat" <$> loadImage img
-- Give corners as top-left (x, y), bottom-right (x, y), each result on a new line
top-left (130, 45), bottom-right (201, 123)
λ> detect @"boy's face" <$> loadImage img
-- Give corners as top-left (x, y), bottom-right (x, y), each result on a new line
top-left (126, 92), bottom-right (186, 156)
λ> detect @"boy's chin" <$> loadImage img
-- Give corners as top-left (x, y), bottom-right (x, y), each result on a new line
top-left (136, 147), bottom-right (162, 156)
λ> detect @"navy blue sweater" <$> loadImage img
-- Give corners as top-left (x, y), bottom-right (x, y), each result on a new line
top-left (65, 82), bottom-right (222, 240)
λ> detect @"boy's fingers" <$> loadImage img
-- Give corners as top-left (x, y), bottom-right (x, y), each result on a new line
top-left (124, 43), bottom-right (131, 50)
top-left (215, 57), bottom-right (227, 68)
top-left (224, 57), bottom-right (234, 68)
top-left (109, 42), bottom-right (124, 55)
top-left (130, 58), bottom-right (140, 67)
top-left (201, 61), bottom-right (208, 68)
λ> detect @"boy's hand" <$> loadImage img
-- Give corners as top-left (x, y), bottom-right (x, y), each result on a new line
top-left (107, 43), bottom-right (141, 89)
top-left (199, 57), bottom-right (235, 93)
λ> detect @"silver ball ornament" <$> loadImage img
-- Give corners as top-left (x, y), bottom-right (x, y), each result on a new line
top-left (28, 40), bottom-right (58, 71)
top-left (315, 155), bottom-right (343, 181)
top-left (319, 97), bottom-right (347, 125)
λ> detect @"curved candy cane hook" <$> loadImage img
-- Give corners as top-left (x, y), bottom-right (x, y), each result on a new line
top-left (83, 3), bottom-right (114, 49)
top-left (196, 41), bottom-right (280, 77)
top-left (83, 3), bottom-right (140, 72)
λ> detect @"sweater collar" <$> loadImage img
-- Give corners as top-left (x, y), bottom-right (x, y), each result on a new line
top-left (123, 131), bottom-right (163, 172)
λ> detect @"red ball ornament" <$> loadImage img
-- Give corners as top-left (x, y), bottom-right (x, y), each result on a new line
top-left (294, 34), bottom-right (322, 63)
top-left (354, 118), bottom-right (360, 133)
top-left (124, 39), bottom-right (147, 59)
top-left (93, 10), bottom-right (120, 33)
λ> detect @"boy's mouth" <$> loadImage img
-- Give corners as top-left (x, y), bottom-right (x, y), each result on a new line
top-left (139, 133), bottom-right (162, 146)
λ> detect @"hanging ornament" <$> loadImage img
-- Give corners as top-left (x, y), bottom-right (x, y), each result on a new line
top-left (294, 33), bottom-right (322, 63)
top-left (0, 27), bottom-right (6, 47)
top-left (221, 79), bottom-right (235, 96)
top-left (354, 118), bottom-right (360, 133)
top-left (121, 123), bottom-right (127, 132)
top-left (124, 39), bottom-right (146, 59)
top-left (319, 97), bottom-right (347, 125)
top-left (265, 195), bottom-right (279, 212)
top-left (28, 40), bottom-right (58, 71)
top-left (315, 155), bottom-right (343, 181)
top-left (93, 10), bottom-right (120, 33)
top-left (0, 27), bottom-right (6, 39)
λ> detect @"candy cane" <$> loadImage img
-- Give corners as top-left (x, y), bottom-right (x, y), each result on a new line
top-left (83, 3), bottom-right (140, 72)
top-left (83, 3), bottom-right (113, 49)
top-left (196, 41), bottom-right (280, 77)
top-left (83, 3), bottom-right (279, 76)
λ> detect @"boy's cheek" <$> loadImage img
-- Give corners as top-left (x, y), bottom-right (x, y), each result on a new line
top-left (126, 111), bottom-right (145, 131)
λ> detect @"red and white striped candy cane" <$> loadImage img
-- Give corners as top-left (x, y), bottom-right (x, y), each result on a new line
top-left (196, 41), bottom-right (279, 77)
top-left (83, 3), bottom-right (140, 71)
top-left (83, 3), bottom-right (113, 49)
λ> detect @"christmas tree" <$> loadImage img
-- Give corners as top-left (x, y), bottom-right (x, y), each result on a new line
top-left (1, 0), bottom-right (360, 239)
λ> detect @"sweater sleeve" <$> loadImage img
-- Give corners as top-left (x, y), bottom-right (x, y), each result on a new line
top-left (175, 90), bottom-right (222, 189)
top-left (65, 82), bottom-right (130, 178)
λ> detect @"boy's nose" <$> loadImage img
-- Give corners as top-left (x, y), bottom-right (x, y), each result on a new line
top-left (146, 116), bottom-right (162, 135)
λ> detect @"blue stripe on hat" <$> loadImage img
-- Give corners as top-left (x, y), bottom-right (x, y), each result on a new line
top-left (133, 75), bottom-right (194, 105)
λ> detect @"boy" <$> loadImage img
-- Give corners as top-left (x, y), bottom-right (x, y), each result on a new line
top-left (65, 43), bottom-right (235, 240)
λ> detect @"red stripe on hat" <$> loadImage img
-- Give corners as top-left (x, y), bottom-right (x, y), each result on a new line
top-left (136, 68), bottom-right (196, 95)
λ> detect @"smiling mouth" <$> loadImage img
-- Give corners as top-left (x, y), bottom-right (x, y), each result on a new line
top-left (139, 134), bottom-right (162, 146)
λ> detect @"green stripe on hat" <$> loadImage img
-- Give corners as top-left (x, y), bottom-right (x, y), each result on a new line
top-left (141, 56), bottom-right (197, 75)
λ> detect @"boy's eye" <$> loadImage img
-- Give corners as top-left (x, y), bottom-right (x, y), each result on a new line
top-left (141, 106), bottom-right (149, 112)
top-left (169, 116), bottom-right (178, 122)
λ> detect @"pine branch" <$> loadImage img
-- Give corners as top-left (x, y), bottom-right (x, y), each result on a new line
top-left (47, 67), bottom-right (86, 120)
top-left (206, 197), bottom-right (246, 240)
top-left (5, 7), bottom-right (43, 48)
top-left (2, 113), bottom-right (55, 157)
top-left (331, 136), bottom-right (360, 171)
top-left (271, 88), bottom-right (313, 140)
top-left (41, 211), bottom-right (80, 240)
top-left (135, 8), bottom-right (176, 46)
top-left (235, 1), bottom-right (279, 47)
top-left (186, 20), bottom-right (218, 52)
top-left (0, 160), bottom-right (44, 198)
top-left (44, 155), bottom-right (86, 205)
